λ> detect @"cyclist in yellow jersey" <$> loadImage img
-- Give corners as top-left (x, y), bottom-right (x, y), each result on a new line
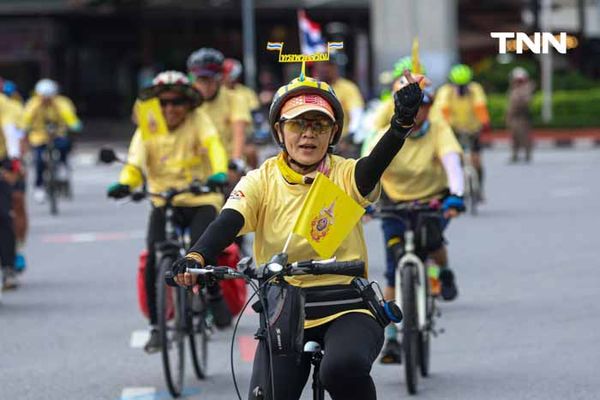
top-left (364, 60), bottom-right (465, 363)
top-left (435, 64), bottom-right (490, 198)
top-left (21, 79), bottom-right (82, 203)
top-left (171, 69), bottom-right (425, 400)
top-left (0, 83), bottom-right (28, 275)
top-left (223, 57), bottom-right (261, 169)
top-left (0, 93), bottom-right (21, 292)
top-left (314, 58), bottom-right (365, 158)
top-left (106, 71), bottom-right (229, 353)
top-left (223, 58), bottom-right (260, 112)
top-left (186, 48), bottom-right (252, 172)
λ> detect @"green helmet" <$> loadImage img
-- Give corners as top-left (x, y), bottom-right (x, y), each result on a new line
top-left (449, 64), bottom-right (473, 85)
top-left (392, 57), bottom-right (427, 79)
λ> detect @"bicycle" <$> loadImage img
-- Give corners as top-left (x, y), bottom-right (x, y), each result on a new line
top-left (99, 148), bottom-right (222, 398)
top-left (374, 202), bottom-right (444, 395)
top-left (456, 132), bottom-right (481, 216)
top-left (167, 254), bottom-right (392, 400)
top-left (42, 122), bottom-right (73, 215)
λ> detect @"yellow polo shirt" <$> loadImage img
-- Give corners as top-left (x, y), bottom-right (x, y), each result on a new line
top-left (223, 154), bottom-right (380, 328)
top-left (332, 78), bottom-right (364, 136)
top-left (119, 109), bottom-right (227, 209)
top-left (21, 95), bottom-right (80, 146)
top-left (231, 83), bottom-right (260, 112)
top-left (196, 87), bottom-right (252, 156)
top-left (368, 115), bottom-right (462, 202)
top-left (434, 82), bottom-right (488, 133)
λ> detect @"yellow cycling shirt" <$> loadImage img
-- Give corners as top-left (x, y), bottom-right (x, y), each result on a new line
top-left (434, 82), bottom-right (489, 133)
top-left (332, 78), bottom-right (364, 137)
top-left (119, 109), bottom-right (228, 209)
top-left (0, 95), bottom-right (9, 159)
top-left (21, 95), bottom-right (80, 146)
top-left (1, 96), bottom-right (23, 127)
top-left (223, 154), bottom-right (380, 328)
top-left (197, 87), bottom-right (252, 156)
top-left (368, 114), bottom-right (462, 202)
top-left (230, 83), bottom-right (260, 112)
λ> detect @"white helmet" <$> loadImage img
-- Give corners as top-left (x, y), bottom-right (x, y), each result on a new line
top-left (35, 79), bottom-right (59, 97)
top-left (139, 70), bottom-right (202, 107)
top-left (511, 67), bottom-right (529, 80)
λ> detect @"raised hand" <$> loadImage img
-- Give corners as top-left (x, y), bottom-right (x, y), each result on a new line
top-left (391, 69), bottom-right (424, 131)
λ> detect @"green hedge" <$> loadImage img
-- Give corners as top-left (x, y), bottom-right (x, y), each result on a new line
top-left (488, 89), bottom-right (600, 129)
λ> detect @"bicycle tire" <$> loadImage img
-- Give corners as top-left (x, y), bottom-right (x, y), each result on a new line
top-left (419, 271), bottom-right (433, 378)
top-left (46, 152), bottom-right (58, 216)
top-left (401, 263), bottom-right (419, 394)
top-left (158, 257), bottom-right (185, 397)
top-left (189, 292), bottom-right (209, 380)
top-left (467, 173), bottom-right (478, 216)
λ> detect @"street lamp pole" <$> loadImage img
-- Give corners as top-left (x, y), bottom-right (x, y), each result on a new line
top-left (540, 0), bottom-right (553, 122)
top-left (242, 0), bottom-right (257, 90)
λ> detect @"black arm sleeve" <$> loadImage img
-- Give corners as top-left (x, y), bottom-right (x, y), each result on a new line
top-left (188, 208), bottom-right (245, 265)
top-left (355, 125), bottom-right (410, 197)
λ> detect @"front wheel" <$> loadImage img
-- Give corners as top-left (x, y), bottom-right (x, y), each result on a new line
top-left (466, 168), bottom-right (479, 216)
top-left (419, 265), bottom-right (435, 378)
top-left (46, 160), bottom-right (58, 216)
top-left (401, 263), bottom-right (419, 394)
top-left (189, 292), bottom-right (209, 379)
top-left (158, 257), bottom-right (185, 397)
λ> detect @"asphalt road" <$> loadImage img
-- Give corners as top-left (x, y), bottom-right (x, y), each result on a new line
top-left (1, 146), bottom-right (599, 400)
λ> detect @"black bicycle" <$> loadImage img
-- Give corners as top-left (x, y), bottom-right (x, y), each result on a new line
top-left (100, 148), bottom-right (218, 397)
top-left (167, 253), bottom-right (398, 400)
top-left (374, 202), bottom-right (444, 394)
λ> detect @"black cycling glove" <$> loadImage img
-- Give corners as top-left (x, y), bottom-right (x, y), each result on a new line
top-left (390, 82), bottom-right (424, 132)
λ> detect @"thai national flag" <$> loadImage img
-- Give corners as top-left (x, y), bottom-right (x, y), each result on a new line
top-left (298, 10), bottom-right (327, 54)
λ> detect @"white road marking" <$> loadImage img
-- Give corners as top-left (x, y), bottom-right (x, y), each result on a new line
top-left (42, 230), bottom-right (145, 244)
top-left (550, 187), bottom-right (587, 198)
top-left (119, 387), bottom-right (156, 400)
top-left (130, 329), bottom-right (150, 349)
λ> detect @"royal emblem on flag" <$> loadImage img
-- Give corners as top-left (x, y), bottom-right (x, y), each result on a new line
top-left (310, 200), bottom-right (336, 242)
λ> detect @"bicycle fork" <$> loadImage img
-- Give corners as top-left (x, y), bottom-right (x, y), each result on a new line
top-left (395, 231), bottom-right (428, 331)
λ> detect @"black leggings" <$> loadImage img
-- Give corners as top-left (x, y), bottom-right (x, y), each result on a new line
top-left (0, 179), bottom-right (16, 269)
top-left (249, 312), bottom-right (384, 400)
top-left (145, 205), bottom-right (217, 325)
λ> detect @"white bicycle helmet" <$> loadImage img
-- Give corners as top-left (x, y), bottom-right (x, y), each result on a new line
top-left (35, 79), bottom-right (59, 97)
top-left (138, 70), bottom-right (202, 106)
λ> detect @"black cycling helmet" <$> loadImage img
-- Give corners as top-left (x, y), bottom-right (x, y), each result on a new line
top-left (187, 48), bottom-right (225, 79)
top-left (269, 75), bottom-right (344, 150)
top-left (138, 71), bottom-right (202, 107)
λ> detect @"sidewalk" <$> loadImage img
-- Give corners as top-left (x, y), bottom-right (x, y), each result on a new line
top-left (482, 128), bottom-right (600, 148)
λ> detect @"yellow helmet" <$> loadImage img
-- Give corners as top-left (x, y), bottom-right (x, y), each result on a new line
top-left (269, 75), bottom-right (344, 149)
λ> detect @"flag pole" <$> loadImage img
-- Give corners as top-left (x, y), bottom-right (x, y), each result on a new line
top-left (282, 232), bottom-right (293, 254)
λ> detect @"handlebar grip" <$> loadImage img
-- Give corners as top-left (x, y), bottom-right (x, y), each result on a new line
top-left (164, 270), bottom-right (179, 287)
top-left (311, 261), bottom-right (365, 277)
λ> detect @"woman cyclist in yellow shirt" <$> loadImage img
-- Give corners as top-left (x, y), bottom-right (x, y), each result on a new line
top-left (170, 68), bottom-right (424, 400)
top-left (107, 71), bottom-right (229, 353)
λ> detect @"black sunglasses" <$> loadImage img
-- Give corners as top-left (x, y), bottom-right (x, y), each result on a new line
top-left (159, 97), bottom-right (190, 107)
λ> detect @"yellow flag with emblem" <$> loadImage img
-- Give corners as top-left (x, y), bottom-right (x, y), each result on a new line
top-left (292, 173), bottom-right (365, 258)
top-left (137, 98), bottom-right (169, 141)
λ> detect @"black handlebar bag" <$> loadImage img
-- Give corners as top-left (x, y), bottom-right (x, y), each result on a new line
top-left (252, 280), bottom-right (306, 357)
top-left (249, 281), bottom-right (305, 399)
top-left (265, 280), bottom-right (306, 356)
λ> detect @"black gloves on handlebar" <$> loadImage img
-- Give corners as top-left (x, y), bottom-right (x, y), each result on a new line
top-left (169, 257), bottom-right (217, 288)
top-left (390, 81), bottom-right (424, 132)
top-left (107, 183), bottom-right (130, 199)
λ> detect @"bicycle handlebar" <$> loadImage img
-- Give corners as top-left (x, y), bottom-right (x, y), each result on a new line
top-left (131, 181), bottom-right (222, 204)
top-left (164, 256), bottom-right (365, 287)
